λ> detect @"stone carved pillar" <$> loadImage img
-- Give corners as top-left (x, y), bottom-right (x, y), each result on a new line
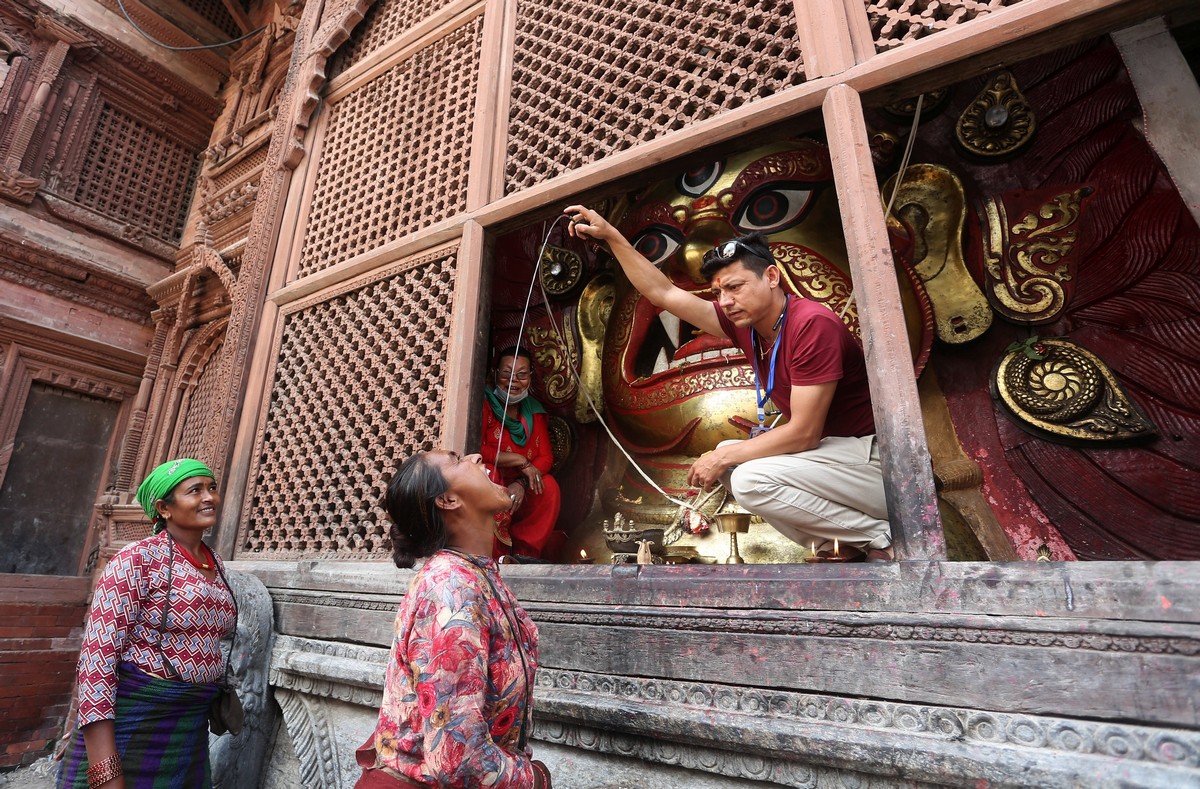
top-left (272, 688), bottom-right (344, 789)
top-left (210, 569), bottom-right (278, 789)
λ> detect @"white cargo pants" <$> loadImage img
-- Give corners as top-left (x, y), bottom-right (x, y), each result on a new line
top-left (718, 434), bottom-right (892, 552)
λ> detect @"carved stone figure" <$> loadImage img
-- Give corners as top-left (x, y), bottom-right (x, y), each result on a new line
top-left (210, 569), bottom-right (278, 788)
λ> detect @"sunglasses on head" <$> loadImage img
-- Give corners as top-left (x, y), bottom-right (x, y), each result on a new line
top-left (702, 238), bottom-right (763, 266)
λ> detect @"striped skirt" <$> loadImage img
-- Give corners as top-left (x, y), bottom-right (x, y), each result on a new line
top-left (58, 661), bottom-right (220, 789)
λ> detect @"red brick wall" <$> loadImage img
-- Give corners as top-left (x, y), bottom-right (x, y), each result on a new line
top-left (0, 575), bottom-right (89, 769)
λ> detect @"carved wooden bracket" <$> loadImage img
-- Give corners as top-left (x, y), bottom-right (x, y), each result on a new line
top-left (281, 0), bottom-right (377, 170)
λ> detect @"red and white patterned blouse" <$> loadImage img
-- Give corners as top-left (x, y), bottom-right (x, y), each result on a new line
top-left (75, 531), bottom-right (236, 726)
top-left (365, 550), bottom-right (539, 788)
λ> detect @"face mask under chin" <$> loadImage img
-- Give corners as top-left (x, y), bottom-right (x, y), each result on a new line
top-left (494, 385), bottom-right (529, 404)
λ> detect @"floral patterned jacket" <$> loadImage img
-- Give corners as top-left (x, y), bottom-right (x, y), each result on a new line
top-left (366, 550), bottom-right (539, 787)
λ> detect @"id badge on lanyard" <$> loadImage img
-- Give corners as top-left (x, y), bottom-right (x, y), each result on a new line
top-left (750, 295), bottom-right (787, 438)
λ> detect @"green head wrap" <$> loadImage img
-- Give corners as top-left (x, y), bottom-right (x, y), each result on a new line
top-left (136, 458), bottom-right (215, 532)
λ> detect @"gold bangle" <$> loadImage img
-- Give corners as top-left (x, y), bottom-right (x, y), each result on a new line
top-left (87, 753), bottom-right (123, 787)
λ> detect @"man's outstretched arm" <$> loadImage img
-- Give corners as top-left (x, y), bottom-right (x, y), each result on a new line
top-left (565, 205), bottom-right (726, 340)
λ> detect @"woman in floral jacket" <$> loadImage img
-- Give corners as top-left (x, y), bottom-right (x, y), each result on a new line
top-left (355, 449), bottom-right (552, 789)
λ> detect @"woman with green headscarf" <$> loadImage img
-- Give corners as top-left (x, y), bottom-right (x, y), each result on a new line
top-left (58, 459), bottom-right (238, 789)
top-left (481, 346), bottom-right (561, 560)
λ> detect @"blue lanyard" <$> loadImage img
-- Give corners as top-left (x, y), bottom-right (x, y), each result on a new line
top-left (750, 295), bottom-right (788, 426)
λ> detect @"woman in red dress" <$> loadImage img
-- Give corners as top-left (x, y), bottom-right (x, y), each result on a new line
top-left (481, 346), bottom-right (561, 560)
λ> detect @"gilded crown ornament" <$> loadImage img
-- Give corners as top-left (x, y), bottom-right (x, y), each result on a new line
top-left (956, 71), bottom-right (1036, 158)
top-left (982, 186), bottom-right (1092, 325)
top-left (994, 337), bottom-right (1156, 444)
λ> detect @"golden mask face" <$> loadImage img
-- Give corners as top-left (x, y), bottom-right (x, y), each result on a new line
top-left (601, 140), bottom-right (853, 458)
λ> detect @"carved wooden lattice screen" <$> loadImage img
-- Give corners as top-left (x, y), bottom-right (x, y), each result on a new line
top-left (241, 248), bottom-right (457, 558)
top-left (327, 0), bottom-right (449, 77)
top-left (298, 16), bottom-right (483, 279)
top-left (175, 337), bottom-right (225, 459)
top-left (505, 0), bottom-right (807, 194)
top-left (184, 0), bottom-right (243, 38)
top-left (867, 0), bottom-right (1027, 52)
top-left (75, 103), bottom-right (200, 244)
top-left (74, 103), bottom-right (200, 242)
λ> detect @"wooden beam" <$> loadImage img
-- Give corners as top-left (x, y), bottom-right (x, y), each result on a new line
top-left (466, 0), bottom-right (1185, 231)
top-left (823, 84), bottom-right (944, 561)
top-left (842, 0), bottom-right (877, 65)
top-left (792, 0), bottom-right (856, 77)
top-left (1113, 16), bottom-right (1200, 227)
top-left (324, 0), bottom-right (484, 102)
top-left (237, 559), bottom-right (1200, 625)
top-left (534, 618), bottom-right (1200, 727)
top-left (250, 560), bottom-right (1200, 729)
top-left (465, 0), bottom-right (509, 210)
top-left (219, 0), bottom-right (252, 34)
top-left (268, 216), bottom-right (466, 308)
top-left (849, 0), bottom-right (1193, 105)
top-left (441, 219), bottom-right (492, 452)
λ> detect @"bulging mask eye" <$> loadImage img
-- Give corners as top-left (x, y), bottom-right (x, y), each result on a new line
top-left (732, 184), bottom-right (815, 234)
top-left (676, 162), bottom-right (724, 197)
top-left (630, 226), bottom-right (685, 268)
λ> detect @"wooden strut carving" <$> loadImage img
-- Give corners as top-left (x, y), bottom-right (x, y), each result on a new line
top-left (199, 0), bottom-right (377, 520)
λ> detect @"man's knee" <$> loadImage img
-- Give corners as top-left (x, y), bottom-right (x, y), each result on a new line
top-left (727, 463), bottom-right (766, 506)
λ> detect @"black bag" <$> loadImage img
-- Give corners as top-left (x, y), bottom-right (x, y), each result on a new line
top-left (208, 555), bottom-right (243, 736)
top-left (209, 682), bottom-right (244, 736)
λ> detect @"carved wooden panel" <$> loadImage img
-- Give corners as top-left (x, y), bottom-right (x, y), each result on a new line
top-left (210, 145), bottom-right (269, 195)
top-left (916, 40), bottom-right (1200, 560)
top-left (75, 103), bottom-right (201, 244)
top-left (175, 337), bottom-right (225, 460)
top-left (328, 0), bottom-right (450, 77)
top-left (298, 18), bottom-right (482, 278)
top-left (241, 247), bottom-right (457, 558)
top-left (505, 0), bottom-right (807, 194)
top-left (868, 0), bottom-right (1027, 53)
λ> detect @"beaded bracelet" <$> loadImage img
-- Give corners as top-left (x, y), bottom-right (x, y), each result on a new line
top-left (87, 754), bottom-right (123, 788)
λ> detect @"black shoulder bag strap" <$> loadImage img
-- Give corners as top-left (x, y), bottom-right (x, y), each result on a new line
top-left (156, 533), bottom-right (238, 684)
